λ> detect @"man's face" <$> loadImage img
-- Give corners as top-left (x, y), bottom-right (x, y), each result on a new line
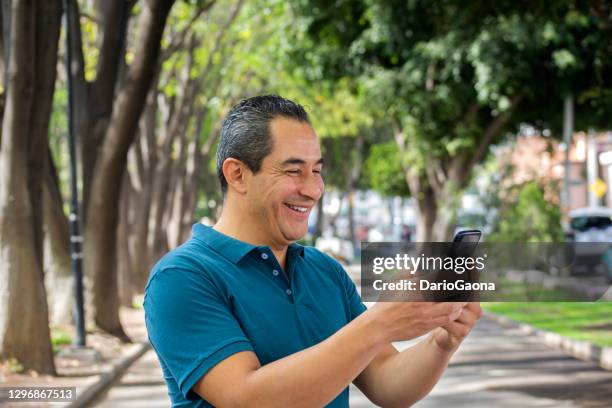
top-left (244, 117), bottom-right (324, 247)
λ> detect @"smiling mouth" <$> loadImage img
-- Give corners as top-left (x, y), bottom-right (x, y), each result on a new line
top-left (284, 203), bottom-right (309, 213)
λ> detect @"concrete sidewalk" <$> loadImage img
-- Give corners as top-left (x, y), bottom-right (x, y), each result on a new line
top-left (93, 315), bottom-right (612, 407)
top-left (92, 349), bottom-right (169, 408)
top-left (411, 316), bottom-right (612, 407)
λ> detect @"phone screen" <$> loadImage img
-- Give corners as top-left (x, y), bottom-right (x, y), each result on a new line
top-left (451, 230), bottom-right (481, 258)
top-left (453, 229), bottom-right (482, 244)
top-left (437, 229), bottom-right (482, 302)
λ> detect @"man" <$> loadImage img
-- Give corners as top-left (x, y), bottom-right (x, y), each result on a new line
top-left (144, 95), bottom-right (482, 407)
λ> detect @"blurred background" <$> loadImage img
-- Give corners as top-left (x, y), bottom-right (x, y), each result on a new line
top-left (0, 0), bottom-right (610, 406)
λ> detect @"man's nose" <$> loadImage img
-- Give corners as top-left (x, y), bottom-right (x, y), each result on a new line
top-left (300, 173), bottom-right (324, 201)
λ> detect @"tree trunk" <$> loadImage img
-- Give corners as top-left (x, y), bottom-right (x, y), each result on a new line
top-left (117, 171), bottom-right (134, 307)
top-left (164, 110), bottom-right (193, 249)
top-left (167, 150), bottom-right (189, 249)
top-left (29, 0), bottom-right (62, 268)
top-left (0, 4), bottom-right (5, 141)
top-left (176, 111), bottom-right (210, 243)
top-left (347, 190), bottom-right (356, 246)
top-left (403, 169), bottom-right (437, 242)
top-left (148, 45), bottom-right (198, 263)
top-left (1, 1), bottom-right (11, 85)
top-left (328, 192), bottom-right (345, 236)
top-left (431, 179), bottom-right (464, 241)
top-left (148, 150), bottom-right (173, 263)
top-left (432, 214), bottom-right (455, 242)
top-left (178, 102), bottom-right (224, 239)
top-left (128, 87), bottom-right (157, 293)
top-left (166, 96), bottom-right (213, 249)
top-left (313, 193), bottom-right (324, 241)
top-left (0, 0), bottom-right (60, 375)
top-left (80, 0), bottom-right (131, 222)
top-left (43, 150), bottom-right (73, 326)
top-left (345, 134), bottom-right (363, 247)
top-left (85, 0), bottom-right (174, 341)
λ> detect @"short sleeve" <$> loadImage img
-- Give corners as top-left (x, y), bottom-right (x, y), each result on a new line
top-left (144, 267), bottom-right (254, 400)
top-left (335, 263), bottom-right (368, 321)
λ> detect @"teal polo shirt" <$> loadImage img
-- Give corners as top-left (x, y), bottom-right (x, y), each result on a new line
top-left (144, 223), bottom-right (367, 407)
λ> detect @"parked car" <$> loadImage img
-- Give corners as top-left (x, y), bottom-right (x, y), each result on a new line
top-left (568, 207), bottom-right (612, 241)
top-left (566, 207), bottom-right (612, 278)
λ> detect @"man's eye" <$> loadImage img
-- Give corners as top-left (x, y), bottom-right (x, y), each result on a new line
top-left (313, 169), bottom-right (322, 174)
top-left (286, 169), bottom-right (300, 175)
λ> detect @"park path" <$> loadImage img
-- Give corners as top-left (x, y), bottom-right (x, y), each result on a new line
top-left (93, 315), bottom-right (612, 407)
top-left (92, 348), bottom-right (168, 408)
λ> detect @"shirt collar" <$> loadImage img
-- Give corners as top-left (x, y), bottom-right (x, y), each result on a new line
top-left (288, 242), bottom-right (305, 259)
top-left (192, 223), bottom-right (305, 264)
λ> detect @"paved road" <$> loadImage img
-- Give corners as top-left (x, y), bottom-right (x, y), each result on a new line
top-left (93, 315), bottom-right (612, 407)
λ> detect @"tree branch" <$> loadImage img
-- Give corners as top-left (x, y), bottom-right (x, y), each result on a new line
top-left (425, 159), bottom-right (447, 195)
top-left (466, 94), bottom-right (523, 172)
top-left (90, 0), bottom-right (130, 118)
top-left (160, 0), bottom-right (216, 61)
top-left (199, 0), bottom-right (244, 79)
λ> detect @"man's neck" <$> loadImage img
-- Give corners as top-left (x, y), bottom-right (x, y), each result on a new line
top-left (213, 205), bottom-right (289, 270)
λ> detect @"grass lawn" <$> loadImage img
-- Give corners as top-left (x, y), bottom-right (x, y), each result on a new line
top-left (482, 302), bottom-right (612, 347)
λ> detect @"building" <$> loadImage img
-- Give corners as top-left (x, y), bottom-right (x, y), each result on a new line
top-left (494, 131), bottom-right (612, 214)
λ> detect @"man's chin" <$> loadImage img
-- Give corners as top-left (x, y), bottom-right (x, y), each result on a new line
top-left (283, 227), bottom-right (308, 243)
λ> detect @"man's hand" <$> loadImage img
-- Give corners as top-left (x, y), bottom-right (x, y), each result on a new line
top-left (432, 302), bottom-right (483, 353)
top-left (354, 301), bottom-right (480, 407)
top-left (370, 301), bottom-right (466, 344)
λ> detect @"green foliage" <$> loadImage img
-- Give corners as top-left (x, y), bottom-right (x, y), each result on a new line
top-left (489, 182), bottom-right (563, 243)
top-left (363, 141), bottom-right (409, 197)
top-left (51, 328), bottom-right (72, 346)
top-left (78, 2), bottom-right (101, 82)
top-left (5, 358), bottom-right (24, 373)
top-left (320, 136), bottom-right (359, 189)
top-left (290, 0), bottom-right (612, 173)
top-left (51, 328), bottom-right (72, 355)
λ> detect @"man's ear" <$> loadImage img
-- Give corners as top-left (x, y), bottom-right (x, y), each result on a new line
top-left (222, 158), bottom-right (249, 194)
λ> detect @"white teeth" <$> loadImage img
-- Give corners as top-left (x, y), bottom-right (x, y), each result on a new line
top-left (286, 204), bottom-right (307, 213)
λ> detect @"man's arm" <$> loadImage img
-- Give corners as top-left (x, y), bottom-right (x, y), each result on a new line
top-left (192, 301), bottom-right (465, 408)
top-left (354, 302), bottom-right (483, 407)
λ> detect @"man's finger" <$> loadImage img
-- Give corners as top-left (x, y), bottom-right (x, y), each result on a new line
top-left (454, 303), bottom-right (482, 323)
top-left (454, 307), bottom-right (480, 326)
top-left (428, 305), bottom-right (464, 327)
top-left (465, 302), bottom-right (483, 316)
top-left (426, 302), bottom-right (467, 319)
top-left (441, 320), bottom-right (471, 339)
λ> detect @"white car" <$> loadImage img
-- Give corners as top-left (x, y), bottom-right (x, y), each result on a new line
top-left (568, 207), bottom-right (612, 242)
top-left (567, 207), bottom-right (612, 277)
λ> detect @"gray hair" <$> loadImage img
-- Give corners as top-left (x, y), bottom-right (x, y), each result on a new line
top-left (216, 95), bottom-right (310, 193)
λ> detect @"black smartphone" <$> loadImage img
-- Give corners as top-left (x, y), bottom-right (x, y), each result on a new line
top-left (434, 229), bottom-right (482, 302)
top-left (451, 229), bottom-right (482, 257)
top-left (453, 229), bottom-right (482, 244)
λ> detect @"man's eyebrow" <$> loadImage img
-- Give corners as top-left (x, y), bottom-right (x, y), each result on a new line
top-left (281, 157), bottom-right (324, 166)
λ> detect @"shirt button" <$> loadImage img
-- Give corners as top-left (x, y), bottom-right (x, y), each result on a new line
top-left (272, 269), bottom-right (279, 276)
top-left (261, 253), bottom-right (268, 260)
top-left (286, 289), bottom-right (292, 296)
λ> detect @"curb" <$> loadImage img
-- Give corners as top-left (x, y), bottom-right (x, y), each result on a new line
top-left (65, 341), bottom-right (151, 408)
top-left (485, 312), bottom-right (612, 371)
